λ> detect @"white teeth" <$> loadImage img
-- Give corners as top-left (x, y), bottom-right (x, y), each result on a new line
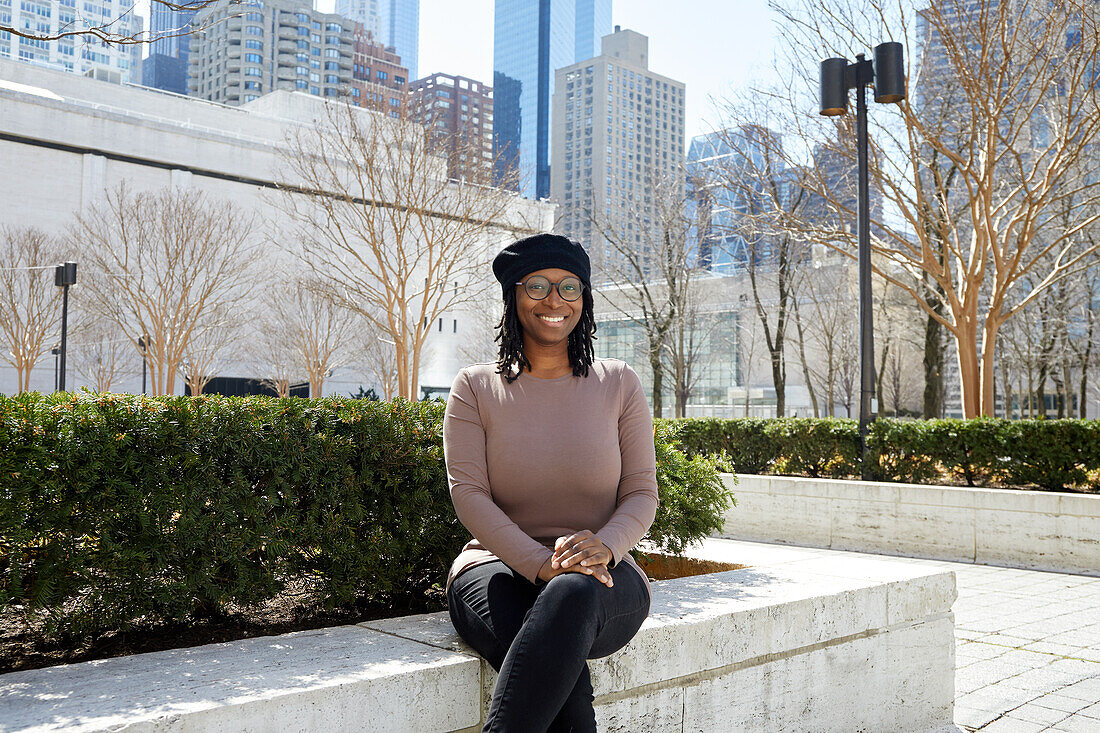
top-left (539, 315), bottom-right (565, 322)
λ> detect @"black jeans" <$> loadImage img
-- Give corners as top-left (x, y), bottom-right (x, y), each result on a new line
top-left (447, 559), bottom-right (651, 733)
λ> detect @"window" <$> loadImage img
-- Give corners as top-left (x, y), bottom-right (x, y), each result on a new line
top-left (325, 74), bottom-right (338, 84)
top-left (326, 22), bottom-right (342, 32)
top-left (297, 27), bottom-right (309, 36)
top-left (310, 85), bottom-right (319, 95)
top-left (245, 39), bottom-right (262, 49)
top-left (245, 53), bottom-right (261, 63)
top-left (244, 80), bottom-right (261, 90)
top-left (295, 79), bottom-right (308, 89)
top-left (246, 25), bottom-right (263, 35)
top-left (324, 61), bottom-right (338, 70)
top-left (244, 67), bottom-right (262, 76)
top-left (295, 65), bottom-right (307, 75)
top-left (296, 40), bottom-right (309, 49)
top-left (325, 48), bottom-right (339, 57)
top-left (325, 35), bottom-right (339, 44)
top-left (311, 20), bottom-right (321, 29)
top-left (376, 70), bottom-right (387, 80)
top-left (245, 12), bottom-right (262, 20)
top-left (296, 12), bottom-right (309, 22)
top-left (309, 72), bottom-right (319, 82)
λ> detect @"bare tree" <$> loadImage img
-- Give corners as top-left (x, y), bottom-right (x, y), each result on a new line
top-left (0, 227), bottom-right (66, 393)
top-left (278, 100), bottom-right (535, 400)
top-left (589, 165), bottom-right (703, 418)
top-left (181, 304), bottom-right (240, 396)
top-left (2, 1), bottom-right (227, 46)
top-left (710, 123), bottom-right (814, 417)
top-left (71, 315), bottom-right (129, 393)
top-left (72, 183), bottom-right (257, 396)
top-left (266, 277), bottom-right (359, 398)
top-left (769, 0), bottom-right (1100, 417)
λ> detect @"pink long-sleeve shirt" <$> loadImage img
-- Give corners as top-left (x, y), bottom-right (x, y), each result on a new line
top-left (443, 358), bottom-right (659, 601)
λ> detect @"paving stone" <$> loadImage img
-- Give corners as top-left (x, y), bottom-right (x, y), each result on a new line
top-left (1028, 693), bottom-right (1094, 714)
top-left (1057, 676), bottom-right (1100, 702)
top-left (977, 716), bottom-right (1047, 732)
top-left (954, 704), bottom-right (1002, 729)
top-left (1004, 703), bottom-right (1071, 726)
top-left (1048, 716), bottom-right (1100, 732)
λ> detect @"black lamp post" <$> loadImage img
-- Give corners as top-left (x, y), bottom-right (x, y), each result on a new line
top-left (51, 346), bottom-right (60, 392)
top-left (138, 334), bottom-right (148, 395)
top-left (53, 261), bottom-right (77, 392)
top-left (819, 41), bottom-right (906, 479)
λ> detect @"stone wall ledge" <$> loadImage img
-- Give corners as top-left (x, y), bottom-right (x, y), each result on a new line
top-left (723, 473), bottom-right (1100, 576)
top-left (0, 553), bottom-right (956, 732)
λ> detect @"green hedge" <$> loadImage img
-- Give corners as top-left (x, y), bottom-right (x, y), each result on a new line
top-left (661, 417), bottom-right (1100, 492)
top-left (0, 392), bottom-right (733, 640)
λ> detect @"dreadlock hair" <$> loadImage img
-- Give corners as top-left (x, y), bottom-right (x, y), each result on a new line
top-left (495, 285), bottom-right (598, 384)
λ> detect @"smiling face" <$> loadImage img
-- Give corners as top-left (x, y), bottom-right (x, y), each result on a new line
top-left (515, 267), bottom-right (584, 350)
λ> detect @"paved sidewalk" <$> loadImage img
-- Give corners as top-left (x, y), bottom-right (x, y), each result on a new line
top-left (672, 538), bottom-right (1100, 732)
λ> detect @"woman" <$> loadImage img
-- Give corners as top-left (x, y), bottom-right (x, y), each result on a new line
top-left (444, 233), bottom-right (659, 732)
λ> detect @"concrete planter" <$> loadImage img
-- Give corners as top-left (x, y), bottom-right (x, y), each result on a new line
top-left (0, 549), bottom-right (956, 732)
top-left (722, 474), bottom-right (1100, 575)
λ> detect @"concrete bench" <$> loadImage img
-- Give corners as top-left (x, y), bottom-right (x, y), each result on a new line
top-left (0, 549), bottom-right (957, 732)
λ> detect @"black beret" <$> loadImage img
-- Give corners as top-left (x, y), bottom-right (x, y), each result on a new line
top-left (492, 233), bottom-right (591, 297)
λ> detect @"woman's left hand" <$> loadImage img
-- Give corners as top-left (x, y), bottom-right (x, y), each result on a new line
top-left (552, 530), bottom-right (613, 571)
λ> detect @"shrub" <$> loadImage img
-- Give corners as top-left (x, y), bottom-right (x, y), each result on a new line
top-left (660, 416), bottom-right (1100, 493)
top-left (644, 420), bottom-right (736, 557)
top-left (0, 392), bottom-right (731, 641)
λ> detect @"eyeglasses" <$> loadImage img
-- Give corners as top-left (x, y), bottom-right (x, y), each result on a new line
top-left (516, 275), bottom-right (584, 302)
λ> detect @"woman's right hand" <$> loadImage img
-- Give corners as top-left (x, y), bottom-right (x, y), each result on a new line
top-left (538, 550), bottom-right (613, 588)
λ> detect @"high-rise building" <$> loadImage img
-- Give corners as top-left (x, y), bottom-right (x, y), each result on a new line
top-left (0, 0), bottom-right (142, 83)
top-left (352, 35), bottom-right (408, 117)
top-left (493, 0), bottom-right (611, 198)
top-left (378, 0), bottom-right (418, 81)
top-left (189, 0), bottom-right (355, 106)
top-left (143, 4), bottom-right (197, 94)
top-left (337, 0), bottom-right (418, 80)
top-left (409, 73), bottom-right (494, 181)
top-left (550, 27), bottom-right (685, 275)
top-left (335, 0), bottom-right (381, 39)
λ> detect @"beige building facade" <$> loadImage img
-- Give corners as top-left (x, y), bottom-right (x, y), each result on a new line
top-left (550, 27), bottom-right (685, 276)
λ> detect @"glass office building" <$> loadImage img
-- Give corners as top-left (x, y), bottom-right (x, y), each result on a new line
top-left (337, 0), bottom-right (418, 80)
top-left (143, 4), bottom-right (197, 94)
top-left (493, 0), bottom-right (610, 198)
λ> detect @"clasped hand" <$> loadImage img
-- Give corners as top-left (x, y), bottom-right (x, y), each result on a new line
top-left (537, 529), bottom-right (614, 588)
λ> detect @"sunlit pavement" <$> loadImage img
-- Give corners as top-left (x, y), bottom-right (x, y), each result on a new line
top-left (670, 537), bottom-right (1100, 732)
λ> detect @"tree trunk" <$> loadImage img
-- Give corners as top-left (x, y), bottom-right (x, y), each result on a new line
top-left (955, 319), bottom-right (981, 418)
top-left (923, 303), bottom-right (945, 418)
top-left (791, 296), bottom-right (819, 417)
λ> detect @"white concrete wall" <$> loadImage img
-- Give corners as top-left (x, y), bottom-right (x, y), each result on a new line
top-left (0, 59), bottom-right (555, 398)
top-left (0, 554), bottom-right (956, 732)
top-left (721, 474), bottom-right (1100, 576)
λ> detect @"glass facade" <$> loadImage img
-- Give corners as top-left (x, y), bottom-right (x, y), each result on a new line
top-left (493, 0), bottom-right (610, 198)
top-left (379, 0), bottom-right (419, 81)
top-left (594, 310), bottom-right (741, 415)
top-left (142, 4), bottom-right (196, 94)
top-left (686, 128), bottom-right (777, 274)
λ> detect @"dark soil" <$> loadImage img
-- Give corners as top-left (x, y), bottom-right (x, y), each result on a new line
top-left (0, 553), bottom-right (745, 674)
top-left (0, 578), bottom-right (448, 675)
